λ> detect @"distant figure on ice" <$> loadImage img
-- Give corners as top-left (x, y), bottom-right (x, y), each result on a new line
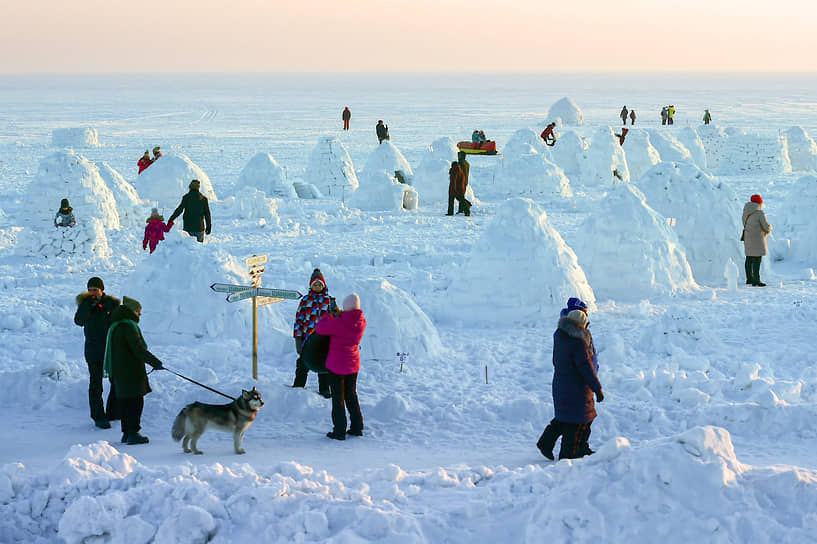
top-left (74, 277), bottom-right (120, 430)
top-left (537, 298), bottom-right (604, 460)
top-left (620, 106), bottom-right (629, 125)
top-left (742, 194), bottom-right (773, 287)
top-left (660, 106), bottom-right (669, 126)
top-left (541, 122), bottom-right (557, 146)
top-left (137, 150), bottom-right (153, 174)
top-left (292, 269), bottom-right (332, 398)
top-left (54, 198), bottom-right (76, 227)
top-left (614, 127), bottom-right (629, 146)
top-left (629, 109), bottom-right (636, 125)
top-left (342, 107), bottom-right (351, 130)
top-left (703, 109), bottom-right (712, 125)
top-left (104, 296), bottom-right (164, 445)
top-left (152, 146), bottom-right (163, 160)
top-left (447, 160), bottom-right (471, 217)
top-left (168, 179), bottom-right (211, 243)
top-left (142, 208), bottom-right (174, 254)
top-left (376, 120), bottom-right (390, 144)
top-left (667, 105), bottom-right (676, 125)
top-left (318, 293), bottom-right (367, 440)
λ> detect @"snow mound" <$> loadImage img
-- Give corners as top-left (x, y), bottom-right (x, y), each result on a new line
top-left (547, 97), bottom-right (584, 126)
top-left (489, 130), bottom-right (572, 198)
top-left (219, 187), bottom-right (281, 225)
top-left (784, 126), bottom-right (817, 172)
top-left (572, 184), bottom-right (696, 301)
top-left (136, 153), bottom-right (218, 207)
top-left (96, 162), bottom-right (148, 227)
top-left (51, 127), bottom-right (100, 148)
top-left (647, 129), bottom-right (694, 164)
top-left (126, 233), bottom-right (290, 339)
top-left (412, 137), bottom-right (458, 203)
top-left (549, 130), bottom-right (586, 178)
top-left (778, 174), bottom-right (817, 263)
top-left (32, 151), bottom-right (120, 230)
top-left (623, 129), bottom-right (661, 182)
top-left (347, 170), bottom-right (417, 212)
top-left (303, 137), bottom-right (359, 199)
top-left (637, 162), bottom-right (743, 286)
top-left (234, 152), bottom-right (296, 198)
top-left (676, 127), bottom-right (708, 169)
top-left (579, 127), bottom-right (630, 185)
top-left (447, 198), bottom-right (594, 324)
top-left (362, 140), bottom-right (414, 180)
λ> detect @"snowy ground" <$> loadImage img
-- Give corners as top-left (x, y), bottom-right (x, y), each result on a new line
top-left (1, 74), bottom-right (817, 543)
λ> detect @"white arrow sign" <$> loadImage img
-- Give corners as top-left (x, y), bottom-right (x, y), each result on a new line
top-left (257, 296), bottom-right (285, 307)
top-left (255, 287), bottom-right (302, 300)
top-left (226, 289), bottom-right (256, 303)
top-left (211, 283), bottom-right (254, 294)
top-left (245, 254), bottom-right (268, 267)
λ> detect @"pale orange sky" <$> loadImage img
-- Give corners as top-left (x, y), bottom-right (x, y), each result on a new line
top-left (0, 0), bottom-right (813, 72)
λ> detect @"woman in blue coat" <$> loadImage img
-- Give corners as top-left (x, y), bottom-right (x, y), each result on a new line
top-left (536, 302), bottom-right (604, 460)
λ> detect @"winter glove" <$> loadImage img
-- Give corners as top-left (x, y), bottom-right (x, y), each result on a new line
top-left (167, 220), bottom-right (174, 228)
top-left (596, 390), bottom-right (604, 403)
top-left (152, 362), bottom-right (164, 370)
top-left (205, 227), bottom-right (211, 235)
top-left (143, 242), bottom-right (147, 250)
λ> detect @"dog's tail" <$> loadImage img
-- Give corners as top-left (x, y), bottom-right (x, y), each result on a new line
top-left (171, 406), bottom-right (190, 442)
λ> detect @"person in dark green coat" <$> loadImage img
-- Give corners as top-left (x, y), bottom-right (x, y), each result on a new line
top-left (104, 296), bottom-right (163, 445)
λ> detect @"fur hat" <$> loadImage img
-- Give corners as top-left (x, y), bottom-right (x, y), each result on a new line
top-left (343, 293), bottom-right (361, 311)
top-left (87, 277), bottom-right (104, 290)
top-left (189, 179), bottom-right (201, 190)
top-left (143, 150), bottom-right (150, 157)
top-left (122, 296), bottom-right (142, 314)
top-left (309, 268), bottom-right (326, 288)
top-left (152, 146), bottom-right (161, 154)
top-left (750, 194), bottom-right (763, 204)
top-left (566, 297), bottom-right (588, 313)
top-left (567, 309), bottom-right (588, 327)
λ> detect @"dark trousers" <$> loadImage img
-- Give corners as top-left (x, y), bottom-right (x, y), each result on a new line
top-left (745, 256), bottom-right (763, 284)
top-left (447, 195), bottom-right (471, 216)
top-left (537, 418), bottom-right (593, 460)
top-left (662, 118), bottom-right (667, 125)
top-left (292, 337), bottom-right (329, 393)
top-left (120, 396), bottom-right (144, 435)
top-left (343, 119), bottom-right (350, 130)
top-left (87, 359), bottom-right (119, 421)
top-left (327, 371), bottom-right (363, 435)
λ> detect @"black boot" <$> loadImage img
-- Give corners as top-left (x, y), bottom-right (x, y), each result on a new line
top-left (127, 433), bottom-right (149, 445)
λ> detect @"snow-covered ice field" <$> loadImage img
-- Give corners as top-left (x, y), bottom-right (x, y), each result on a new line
top-left (1, 73), bottom-right (817, 542)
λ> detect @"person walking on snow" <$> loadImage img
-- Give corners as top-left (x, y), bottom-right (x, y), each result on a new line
top-left (447, 161), bottom-right (471, 217)
top-left (142, 208), bottom-right (174, 254)
top-left (541, 122), bottom-right (557, 146)
top-left (137, 151), bottom-right (153, 174)
top-left (54, 198), bottom-right (76, 227)
top-left (620, 106), bottom-right (629, 125)
top-left (74, 277), bottom-right (121, 429)
top-left (342, 107), bottom-right (351, 131)
top-left (629, 109), bottom-right (636, 125)
top-left (168, 179), bottom-right (211, 243)
top-left (104, 296), bottom-right (163, 445)
top-left (376, 120), bottom-right (390, 143)
top-left (668, 105), bottom-right (676, 125)
top-left (537, 298), bottom-right (604, 460)
top-left (703, 109), bottom-right (712, 125)
top-left (742, 194), bottom-right (773, 287)
top-left (457, 151), bottom-right (470, 214)
top-left (318, 294), bottom-right (367, 440)
top-left (292, 269), bottom-right (332, 397)
top-left (661, 106), bottom-right (668, 126)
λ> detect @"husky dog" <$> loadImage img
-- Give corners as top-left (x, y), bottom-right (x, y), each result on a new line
top-left (171, 388), bottom-right (264, 454)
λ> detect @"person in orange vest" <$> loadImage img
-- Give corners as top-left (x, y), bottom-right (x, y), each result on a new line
top-left (137, 151), bottom-right (153, 174)
top-left (541, 123), bottom-right (557, 146)
top-left (342, 107), bottom-right (351, 130)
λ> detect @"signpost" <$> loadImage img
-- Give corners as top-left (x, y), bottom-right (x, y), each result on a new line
top-left (210, 254), bottom-right (302, 380)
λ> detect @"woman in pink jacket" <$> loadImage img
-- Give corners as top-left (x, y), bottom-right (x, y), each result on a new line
top-left (316, 293), bottom-right (367, 440)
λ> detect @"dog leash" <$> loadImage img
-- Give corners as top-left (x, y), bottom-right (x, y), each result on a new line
top-left (161, 366), bottom-right (236, 401)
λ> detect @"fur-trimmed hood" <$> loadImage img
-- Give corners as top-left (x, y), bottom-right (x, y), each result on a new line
top-left (557, 316), bottom-right (591, 344)
top-left (146, 215), bottom-right (165, 223)
top-left (76, 292), bottom-right (119, 306)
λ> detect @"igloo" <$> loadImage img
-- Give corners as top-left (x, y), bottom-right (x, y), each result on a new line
top-left (362, 140), bottom-right (414, 181)
top-left (219, 187), bottom-right (281, 225)
top-left (636, 162), bottom-right (743, 286)
top-left (676, 127), bottom-right (707, 169)
top-left (571, 184), bottom-right (696, 301)
top-left (549, 130), bottom-right (586, 179)
top-left (784, 127), bottom-right (817, 172)
top-left (51, 127), bottom-right (100, 148)
top-left (489, 131), bottom-right (572, 199)
top-left (303, 137), bottom-right (359, 200)
top-left (579, 127), bottom-right (630, 185)
top-left (96, 162), bottom-right (147, 227)
top-left (623, 129), bottom-right (661, 182)
top-left (234, 152), bottom-right (296, 198)
top-left (647, 129), bottom-right (694, 164)
top-left (547, 97), bottom-right (584, 126)
top-left (447, 198), bottom-right (595, 324)
top-left (136, 153), bottom-right (218, 207)
top-left (777, 174), bottom-right (817, 263)
top-left (347, 170), bottom-right (418, 212)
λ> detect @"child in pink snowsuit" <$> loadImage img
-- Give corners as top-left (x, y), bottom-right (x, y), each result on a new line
top-left (143, 208), bottom-right (174, 253)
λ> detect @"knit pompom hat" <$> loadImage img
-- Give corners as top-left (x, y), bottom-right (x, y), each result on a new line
top-left (309, 268), bottom-right (326, 289)
top-left (750, 194), bottom-right (763, 205)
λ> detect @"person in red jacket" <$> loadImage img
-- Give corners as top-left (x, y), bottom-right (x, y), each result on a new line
top-left (142, 208), bottom-right (174, 254)
top-left (342, 107), bottom-right (351, 130)
top-left (541, 123), bottom-right (557, 146)
top-left (446, 161), bottom-right (471, 217)
top-left (137, 151), bottom-right (153, 174)
top-left (316, 294), bottom-right (367, 440)
top-left (614, 127), bottom-right (629, 146)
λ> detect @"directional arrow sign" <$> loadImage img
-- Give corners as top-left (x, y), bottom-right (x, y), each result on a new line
top-left (255, 287), bottom-right (302, 300)
top-left (245, 254), bottom-right (268, 267)
top-left (257, 296), bottom-right (285, 307)
top-left (226, 289), bottom-right (257, 303)
top-left (211, 283), bottom-right (254, 294)
top-left (248, 265), bottom-right (265, 276)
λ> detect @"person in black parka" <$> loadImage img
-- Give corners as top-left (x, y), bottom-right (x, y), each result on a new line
top-left (74, 277), bottom-right (120, 429)
top-left (537, 304), bottom-right (604, 460)
top-left (168, 179), bottom-right (211, 243)
top-left (375, 120), bottom-right (389, 144)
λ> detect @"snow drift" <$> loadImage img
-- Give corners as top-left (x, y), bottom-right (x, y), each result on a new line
top-left (622, 129), bottom-right (661, 182)
top-left (136, 153), bottom-right (218, 207)
top-left (51, 127), bottom-right (100, 148)
top-left (784, 126), bottom-right (817, 172)
top-left (547, 97), bottom-right (584, 126)
top-left (303, 137), bottom-right (359, 200)
top-left (234, 152), bottom-right (296, 198)
top-left (96, 162), bottom-right (147, 227)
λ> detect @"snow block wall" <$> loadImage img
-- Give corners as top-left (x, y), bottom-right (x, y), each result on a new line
top-left (20, 219), bottom-right (111, 260)
top-left (136, 153), bottom-right (218, 208)
top-left (637, 162), bottom-right (743, 286)
top-left (623, 129), bottom-right (661, 182)
top-left (778, 174), bottom-right (817, 264)
top-left (304, 137), bottom-right (359, 200)
top-left (219, 187), bottom-right (282, 225)
top-left (96, 162), bottom-right (147, 227)
top-left (572, 184), bottom-right (696, 301)
top-left (51, 127), bottom-right (100, 148)
top-left (699, 127), bottom-right (792, 174)
top-left (547, 97), bottom-right (584, 126)
top-left (579, 127), bottom-right (630, 186)
top-left (489, 129), bottom-right (572, 199)
top-left (448, 198), bottom-right (595, 324)
top-left (362, 141), bottom-right (414, 180)
top-left (646, 129), bottom-right (694, 165)
top-left (234, 152), bottom-right (296, 198)
top-left (783, 126), bottom-right (817, 172)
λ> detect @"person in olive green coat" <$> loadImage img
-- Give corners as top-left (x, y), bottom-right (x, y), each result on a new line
top-left (104, 296), bottom-right (163, 445)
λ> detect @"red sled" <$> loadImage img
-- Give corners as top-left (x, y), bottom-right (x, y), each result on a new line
top-left (457, 141), bottom-right (498, 155)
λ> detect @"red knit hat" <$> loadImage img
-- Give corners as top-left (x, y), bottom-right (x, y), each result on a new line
top-left (750, 194), bottom-right (763, 204)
